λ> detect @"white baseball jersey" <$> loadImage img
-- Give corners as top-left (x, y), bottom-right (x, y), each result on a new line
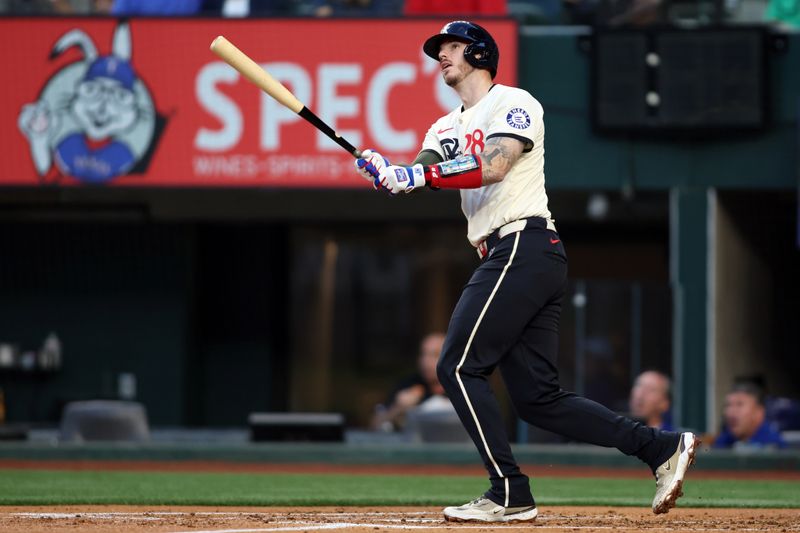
top-left (421, 84), bottom-right (552, 247)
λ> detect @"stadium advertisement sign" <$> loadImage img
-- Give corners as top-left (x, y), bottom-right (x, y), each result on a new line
top-left (0, 18), bottom-right (517, 188)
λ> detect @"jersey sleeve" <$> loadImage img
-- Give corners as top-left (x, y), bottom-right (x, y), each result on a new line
top-left (485, 88), bottom-right (543, 152)
top-left (420, 122), bottom-right (445, 160)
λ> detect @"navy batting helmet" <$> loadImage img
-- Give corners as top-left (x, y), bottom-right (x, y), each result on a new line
top-left (423, 21), bottom-right (499, 79)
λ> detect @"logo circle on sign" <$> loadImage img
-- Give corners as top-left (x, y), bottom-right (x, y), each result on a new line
top-left (506, 108), bottom-right (530, 130)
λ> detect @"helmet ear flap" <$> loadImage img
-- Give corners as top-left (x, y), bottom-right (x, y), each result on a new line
top-left (464, 42), bottom-right (484, 61)
top-left (463, 41), bottom-right (496, 78)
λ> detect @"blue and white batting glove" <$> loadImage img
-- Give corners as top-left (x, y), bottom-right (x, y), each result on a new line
top-left (355, 149), bottom-right (390, 189)
top-left (376, 164), bottom-right (426, 195)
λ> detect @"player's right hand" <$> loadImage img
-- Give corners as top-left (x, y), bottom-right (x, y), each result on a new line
top-left (355, 149), bottom-right (389, 189)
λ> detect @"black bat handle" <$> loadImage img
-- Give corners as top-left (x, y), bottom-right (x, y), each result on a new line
top-left (298, 107), bottom-right (362, 159)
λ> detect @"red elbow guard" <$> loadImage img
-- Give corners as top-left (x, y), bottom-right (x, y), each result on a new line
top-left (426, 155), bottom-right (483, 189)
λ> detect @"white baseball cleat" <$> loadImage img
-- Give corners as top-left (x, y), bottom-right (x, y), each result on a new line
top-left (443, 497), bottom-right (538, 523)
top-left (652, 432), bottom-right (699, 514)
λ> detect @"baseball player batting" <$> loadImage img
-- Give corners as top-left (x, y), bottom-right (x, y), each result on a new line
top-left (355, 21), bottom-right (699, 523)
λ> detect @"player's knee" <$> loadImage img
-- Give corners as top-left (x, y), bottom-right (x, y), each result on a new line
top-left (436, 358), bottom-right (457, 390)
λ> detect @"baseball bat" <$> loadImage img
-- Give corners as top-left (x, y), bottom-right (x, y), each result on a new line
top-left (210, 35), bottom-right (361, 158)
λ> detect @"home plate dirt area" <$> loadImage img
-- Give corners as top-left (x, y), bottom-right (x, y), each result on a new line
top-left (1, 506), bottom-right (798, 533)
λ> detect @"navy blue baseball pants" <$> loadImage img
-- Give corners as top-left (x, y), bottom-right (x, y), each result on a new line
top-left (436, 217), bottom-right (680, 508)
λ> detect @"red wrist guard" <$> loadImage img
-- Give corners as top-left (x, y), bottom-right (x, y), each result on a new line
top-left (426, 155), bottom-right (483, 189)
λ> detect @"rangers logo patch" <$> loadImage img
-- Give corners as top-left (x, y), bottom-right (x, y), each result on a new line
top-left (506, 108), bottom-right (530, 130)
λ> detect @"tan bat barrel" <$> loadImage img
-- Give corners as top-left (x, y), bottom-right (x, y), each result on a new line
top-left (210, 35), bottom-right (303, 114)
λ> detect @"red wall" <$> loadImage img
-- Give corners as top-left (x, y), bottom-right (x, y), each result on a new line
top-left (1, 18), bottom-right (517, 187)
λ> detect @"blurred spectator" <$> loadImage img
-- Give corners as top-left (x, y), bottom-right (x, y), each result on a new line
top-left (0, 0), bottom-right (115, 12)
top-left (766, 396), bottom-right (800, 432)
top-left (562, 0), bottom-right (600, 23)
top-left (563, 0), bottom-right (663, 25)
top-left (766, 0), bottom-right (800, 27)
top-left (93, 0), bottom-right (112, 12)
top-left (507, 0), bottom-right (563, 24)
top-left (221, 0), bottom-right (297, 16)
top-left (713, 379), bottom-right (786, 449)
top-left (111, 0), bottom-right (202, 15)
top-left (52, 0), bottom-right (93, 12)
top-left (303, 0), bottom-right (401, 16)
top-left (666, 0), bottom-right (727, 23)
top-left (404, 0), bottom-right (507, 16)
top-left (371, 332), bottom-right (447, 432)
top-left (0, 0), bottom-right (87, 13)
top-left (604, 0), bottom-right (662, 24)
top-left (629, 370), bottom-right (674, 431)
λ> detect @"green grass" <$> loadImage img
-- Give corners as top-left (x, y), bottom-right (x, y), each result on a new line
top-left (0, 470), bottom-right (797, 508)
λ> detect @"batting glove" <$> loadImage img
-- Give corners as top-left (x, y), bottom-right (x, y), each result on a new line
top-left (376, 164), bottom-right (426, 195)
top-left (355, 149), bottom-right (390, 189)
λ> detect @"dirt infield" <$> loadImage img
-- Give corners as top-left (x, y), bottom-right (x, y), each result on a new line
top-left (0, 505), bottom-right (798, 533)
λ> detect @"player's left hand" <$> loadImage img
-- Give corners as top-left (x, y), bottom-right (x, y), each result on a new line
top-left (376, 164), bottom-right (426, 195)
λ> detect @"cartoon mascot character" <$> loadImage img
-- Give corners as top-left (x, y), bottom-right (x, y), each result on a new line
top-left (18, 22), bottom-right (159, 184)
